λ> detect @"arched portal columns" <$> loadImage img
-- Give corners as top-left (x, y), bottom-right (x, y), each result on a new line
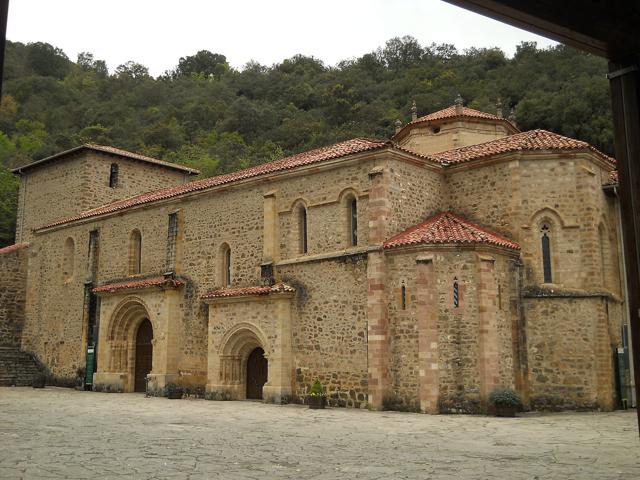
top-left (204, 288), bottom-right (294, 403)
top-left (93, 282), bottom-right (184, 393)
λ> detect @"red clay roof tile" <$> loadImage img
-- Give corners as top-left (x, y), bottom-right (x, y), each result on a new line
top-left (38, 138), bottom-right (388, 230)
top-left (92, 276), bottom-right (185, 294)
top-left (384, 211), bottom-right (520, 250)
top-left (429, 129), bottom-right (615, 165)
top-left (393, 105), bottom-right (519, 139)
top-left (0, 242), bottom-right (29, 255)
top-left (12, 144), bottom-right (200, 175)
top-left (202, 283), bottom-right (295, 299)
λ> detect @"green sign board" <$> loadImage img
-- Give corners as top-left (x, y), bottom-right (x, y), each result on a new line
top-left (85, 346), bottom-right (95, 386)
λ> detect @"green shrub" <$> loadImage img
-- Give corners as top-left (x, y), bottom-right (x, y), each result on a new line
top-left (309, 379), bottom-right (325, 396)
top-left (489, 387), bottom-right (522, 408)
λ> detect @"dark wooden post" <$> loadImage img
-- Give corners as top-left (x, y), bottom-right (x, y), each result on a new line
top-left (608, 57), bottom-right (640, 433)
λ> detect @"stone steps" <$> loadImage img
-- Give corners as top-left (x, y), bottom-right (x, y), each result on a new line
top-left (0, 346), bottom-right (44, 386)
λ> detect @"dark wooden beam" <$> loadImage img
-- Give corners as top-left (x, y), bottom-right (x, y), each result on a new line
top-left (0, 0), bottom-right (9, 95)
top-left (442, 0), bottom-right (640, 59)
top-left (609, 57), bottom-right (640, 433)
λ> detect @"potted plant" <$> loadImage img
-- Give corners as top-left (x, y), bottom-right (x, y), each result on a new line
top-left (307, 379), bottom-right (327, 409)
top-left (165, 383), bottom-right (184, 400)
top-left (489, 387), bottom-right (522, 417)
top-left (32, 373), bottom-right (46, 389)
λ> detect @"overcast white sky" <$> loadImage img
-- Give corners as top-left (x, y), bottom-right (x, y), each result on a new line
top-left (6, 0), bottom-right (557, 76)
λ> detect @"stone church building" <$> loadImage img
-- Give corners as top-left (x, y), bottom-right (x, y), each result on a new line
top-left (0, 98), bottom-right (629, 413)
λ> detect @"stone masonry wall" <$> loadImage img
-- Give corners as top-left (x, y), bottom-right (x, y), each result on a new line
top-left (523, 295), bottom-right (619, 410)
top-left (0, 244), bottom-right (29, 347)
top-left (16, 151), bottom-right (190, 243)
top-left (387, 248), bottom-right (519, 413)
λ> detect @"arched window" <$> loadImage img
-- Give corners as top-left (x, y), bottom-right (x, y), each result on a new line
top-left (220, 243), bottom-right (231, 287)
top-left (109, 163), bottom-right (119, 188)
top-left (347, 196), bottom-right (358, 247)
top-left (298, 205), bottom-right (308, 254)
top-left (541, 223), bottom-right (552, 283)
top-left (129, 229), bottom-right (142, 275)
top-left (62, 237), bottom-right (74, 281)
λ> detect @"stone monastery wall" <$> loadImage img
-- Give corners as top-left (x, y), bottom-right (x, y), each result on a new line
top-left (0, 244), bottom-right (28, 348)
top-left (7, 103), bottom-right (627, 413)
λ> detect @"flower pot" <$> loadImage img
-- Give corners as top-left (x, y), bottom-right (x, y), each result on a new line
top-left (167, 389), bottom-right (183, 399)
top-left (495, 405), bottom-right (518, 417)
top-left (307, 395), bottom-right (326, 409)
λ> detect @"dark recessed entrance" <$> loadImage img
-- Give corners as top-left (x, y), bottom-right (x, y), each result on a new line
top-left (134, 319), bottom-right (153, 393)
top-left (246, 347), bottom-right (267, 400)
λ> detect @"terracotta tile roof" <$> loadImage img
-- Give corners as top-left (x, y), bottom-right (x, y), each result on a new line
top-left (202, 283), bottom-right (295, 299)
top-left (0, 242), bottom-right (29, 255)
top-left (37, 138), bottom-right (388, 230)
top-left (384, 211), bottom-right (520, 250)
top-left (12, 144), bottom-right (200, 175)
top-left (92, 276), bottom-right (185, 294)
top-left (416, 105), bottom-right (504, 123)
top-left (393, 105), bottom-right (519, 139)
top-left (430, 129), bottom-right (615, 165)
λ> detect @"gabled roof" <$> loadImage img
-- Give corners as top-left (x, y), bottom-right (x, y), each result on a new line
top-left (384, 211), bottom-right (520, 251)
top-left (37, 138), bottom-right (389, 231)
top-left (393, 105), bottom-right (519, 140)
top-left (92, 276), bottom-right (185, 294)
top-left (0, 242), bottom-right (29, 255)
top-left (202, 283), bottom-right (295, 299)
top-left (12, 144), bottom-right (201, 175)
top-left (429, 129), bottom-right (615, 166)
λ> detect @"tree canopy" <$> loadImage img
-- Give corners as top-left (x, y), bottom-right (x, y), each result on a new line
top-left (0, 36), bottom-right (613, 246)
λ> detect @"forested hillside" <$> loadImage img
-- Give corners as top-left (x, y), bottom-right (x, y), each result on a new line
top-left (0, 36), bottom-right (612, 246)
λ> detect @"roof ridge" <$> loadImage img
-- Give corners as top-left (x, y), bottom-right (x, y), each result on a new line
top-left (384, 211), bottom-right (520, 250)
top-left (37, 137), bottom-right (389, 231)
top-left (13, 143), bottom-right (200, 175)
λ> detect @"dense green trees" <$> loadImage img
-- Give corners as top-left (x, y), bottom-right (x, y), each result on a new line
top-left (0, 36), bottom-right (613, 246)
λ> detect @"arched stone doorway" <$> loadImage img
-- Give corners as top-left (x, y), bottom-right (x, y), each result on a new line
top-left (134, 319), bottom-right (153, 392)
top-left (246, 347), bottom-right (268, 399)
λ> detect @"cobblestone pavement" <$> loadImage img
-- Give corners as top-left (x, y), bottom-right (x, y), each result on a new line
top-left (0, 387), bottom-right (638, 479)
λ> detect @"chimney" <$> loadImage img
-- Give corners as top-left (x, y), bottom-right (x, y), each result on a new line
top-left (496, 97), bottom-right (503, 118)
top-left (394, 119), bottom-right (402, 134)
top-left (411, 99), bottom-right (417, 121)
top-left (454, 94), bottom-right (464, 115)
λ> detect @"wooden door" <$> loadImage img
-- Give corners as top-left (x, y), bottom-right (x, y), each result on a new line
top-left (246, 347), bottom-right (268, 399)
top-left (134, 319), bottom-right (153, 392)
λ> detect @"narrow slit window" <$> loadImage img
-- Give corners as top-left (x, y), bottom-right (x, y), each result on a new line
top-left (541, 224), bottom-right (552, 283)
top-left (453, 278), bottom-right (459, 308)
top-left (166, 213), bottom-right (178, 272)
top-left (129, 229), bottom-right (142, 275)
top-left (401, 283), bottom-right (407, 310)
top-left (109, 163), bottom-right (119, 188)
top-left (221, 244), bottom-right (231, 287)
top-left (349, 197), bottom-right (358, 247)
top-left (299, 206), bottom-right (308, 254)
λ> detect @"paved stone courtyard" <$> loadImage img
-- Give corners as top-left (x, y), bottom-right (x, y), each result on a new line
top-left (0, 387), bottom-right (638, 479)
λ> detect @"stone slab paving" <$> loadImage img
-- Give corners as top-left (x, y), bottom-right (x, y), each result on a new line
top-left (0, 387), bottom-right (638, 479)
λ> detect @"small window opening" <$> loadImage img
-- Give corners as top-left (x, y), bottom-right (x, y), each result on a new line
top-left (453, 277), bottom-right (459, 308)
top-left (166, 213), bottom-right (178, 272)
top-left (433, 127), bottom-right (441, 134)
top-left (401, 283), bottom-right (407, 310)
top-left (129, 229), bottom-right (142, 275)
top-left (221, 244), bottom-right (231, 287)
top-left (299, 206), bottom-right (308, 254)
top-left (541, 223), bottom-right (552, 283)
top-left (109, 163), bottom-right (119, 188)
top-left (349, 197), bottom-right (358, 247)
